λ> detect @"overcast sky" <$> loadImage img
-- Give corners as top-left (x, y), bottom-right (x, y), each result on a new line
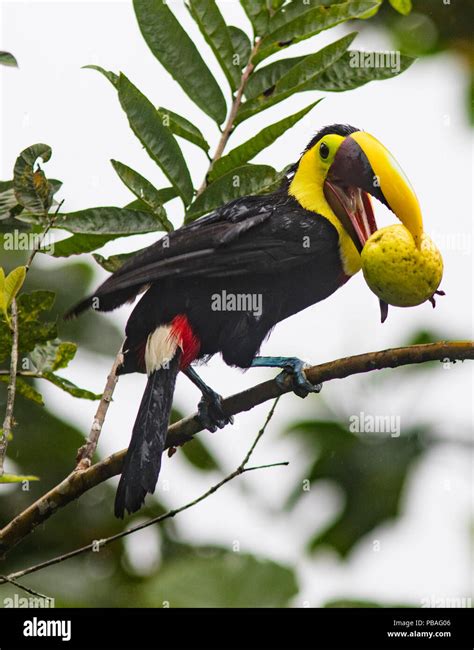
top-left (1, 0), bottom-right (472, 606)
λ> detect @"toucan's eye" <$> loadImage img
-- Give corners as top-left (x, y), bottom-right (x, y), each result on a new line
top-left (319, 142), bottom-right (329, 160)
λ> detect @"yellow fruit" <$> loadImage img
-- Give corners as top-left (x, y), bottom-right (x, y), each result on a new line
top-left (361, 225), bottom-right (443, 307)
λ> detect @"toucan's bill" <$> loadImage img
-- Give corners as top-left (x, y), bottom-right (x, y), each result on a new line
top-left (323, 131), bottom-right (424, 322)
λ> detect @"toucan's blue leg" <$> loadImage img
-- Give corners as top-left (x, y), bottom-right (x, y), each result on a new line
top-left (251, 356), bottom-right (322, 398)
top-left (184, 367), bottom-right (234, 433)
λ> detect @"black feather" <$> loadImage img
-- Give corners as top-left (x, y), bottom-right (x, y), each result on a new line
top-left (303, 123), bottom-right (360, 153)
top-left (114, 351), bottom-right (181, 517)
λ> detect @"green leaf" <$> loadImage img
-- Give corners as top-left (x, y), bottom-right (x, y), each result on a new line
top-left (0, 290), bottom-right (58, 363)
top-left (0, 181), bottom-right (13, 193)
top-left (236, 33), bottom-right (355, 122)
top-left (246, 49), bottom-right (415, 99)
top-left (111, 160), bottom-right (173, 232)
top-left (186, 164), bottom-right (278, 221)
top-left (1, 178), bottom-right (60, 223)
top-left (118, 74), bottom-right (194, 205)
top-left (143, 548), bottom-right (298, 607)
top-left (30, 340), bottom-right (77, 372)
top-left (52, 342), bottom-right (77, 371)
top-left (47, 233), bottom-right (120, 258)
top-left (133, 0), bottom-right (227, 124)
top-left (0, 268), bottom-right (5, 316)
top-left (0, 376), bottom-right (44, 405)
top-left (125, 187), bottom-right (177, 212)
top-left (228, 26), bottom-right (251, 68)
top-left (17, 290), bottom-right (55, 320)
top-left (245, 56), bottom-right (303, 100)
top-left (13, 144), bottom-right (54, 214)
top-left (188, 0), bottom-right (241, 91)
top-left (56, 206), bottom-right (166, 236)
top-left (0, 51), bottom-right (18, 67)
top-left (3, 266), bottom-right (27, 311)
top-left (41, 371), bottom-right (102, 400)
top-left (303, 50), bottom-right (415, 92)
top-left (240, 0), bottom-right (270, 37)
top-left (180, 437), bottom-right (220, 472)
top-left (403, 329), bottom-right (444, 347)
top-left (389, 0), bottom-right (412, 15)
top-left (211, 100), bottom-right (321, 180)
top-left (277, 32), bottom-right (357, 94)
top-left (266, 0), bottom-right (325, 33)
top-left (0, 185), bottom-right (18, 220)
top-left (157, 107), bottom-right (210, 153)
top-left (286, 419), bottom-right (423, 557)
top-left (82, 64), bottom-right (118, 87)
top-left (93, 250), bottom-right (143, 273)
top-left (0, 474), bottom-right (39, 483)
top-left (254, 1), bottom-right (381, 64)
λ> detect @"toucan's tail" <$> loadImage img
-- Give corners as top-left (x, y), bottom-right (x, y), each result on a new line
top-left (114, 351), bottom-right (181, 518)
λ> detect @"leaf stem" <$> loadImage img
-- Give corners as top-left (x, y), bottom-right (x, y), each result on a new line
top-left (196, 38), bottom-right (262, 197)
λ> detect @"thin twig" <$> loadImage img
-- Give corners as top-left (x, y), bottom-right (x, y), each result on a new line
top-left (75, 345), bottom-right (124, 469)
top-left (0, 300), bottom-right (19, 477)
top-left (196, 38), bottom-right (261, 197)
top-left (0, 340), bottom-right (472, 557)
top-left (1, 399), bottom-right (281, 585)
top-left (1, 575), bottom-right (53, 603)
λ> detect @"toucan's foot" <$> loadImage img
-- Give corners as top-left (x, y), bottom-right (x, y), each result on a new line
top-left (184, 366), bottom-right (234, 432)
top-left (251, 356), bottom-right (321, 399)
top-left (276, 358), bottom-right (322, 398)
top-left (197, 389), bottom-right (234, 433)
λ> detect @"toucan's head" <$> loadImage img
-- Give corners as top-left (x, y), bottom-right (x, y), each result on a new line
top-left (289, 124), bottom-right (424, 279)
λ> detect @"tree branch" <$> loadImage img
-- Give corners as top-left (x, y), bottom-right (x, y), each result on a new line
top-left (1, 399), bottom-right (281, 585)
top-left (0, 299), bottom-right (19, 477)
top-left (75, 346), bottom-right (123, 469)
top-left (0, 340), bottom-right (471, 558)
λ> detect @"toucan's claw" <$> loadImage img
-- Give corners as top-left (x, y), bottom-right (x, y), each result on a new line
top-left (196, 390), bottom-right (233, 432)
top-left (275, 358), bottom-right (322, 399)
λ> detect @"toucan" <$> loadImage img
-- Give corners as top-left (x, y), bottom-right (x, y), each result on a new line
top-left (67, 124), bottom-right (424, 517)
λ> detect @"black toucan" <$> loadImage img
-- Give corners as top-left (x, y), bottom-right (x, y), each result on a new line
top-left (68, 124), bottom-right (424, 517)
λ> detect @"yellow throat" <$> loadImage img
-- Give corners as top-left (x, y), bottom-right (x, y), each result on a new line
top-left (288, 143), bottom-right (362, 277)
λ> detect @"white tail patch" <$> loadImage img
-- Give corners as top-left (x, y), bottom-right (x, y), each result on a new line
top-left (145, 325), bottom-right (180, 374)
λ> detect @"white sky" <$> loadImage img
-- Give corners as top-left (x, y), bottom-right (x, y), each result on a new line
top-left (1, 0), bottom-right (473, 606)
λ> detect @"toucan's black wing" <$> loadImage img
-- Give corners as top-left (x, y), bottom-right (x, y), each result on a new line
top-left (67, 191), bottom-right (338, 316)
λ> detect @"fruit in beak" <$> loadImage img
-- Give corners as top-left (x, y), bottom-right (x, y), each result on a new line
top-left (361, 225), bottom-right (443, 307)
